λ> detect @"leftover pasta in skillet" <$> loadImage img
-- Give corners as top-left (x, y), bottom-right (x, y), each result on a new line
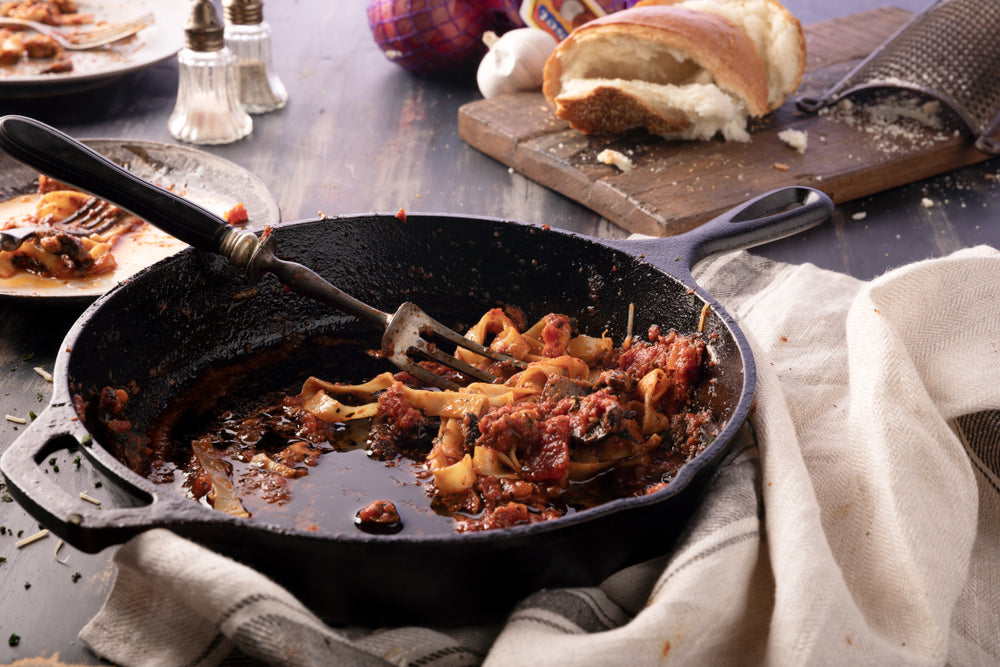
top-left (93, 307), bottom-right (721, 533)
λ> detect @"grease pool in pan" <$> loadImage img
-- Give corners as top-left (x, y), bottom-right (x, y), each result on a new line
top-left (151, 356), bottom-right (462, 537)
top-left (127, 334), bottom-right (461, 537)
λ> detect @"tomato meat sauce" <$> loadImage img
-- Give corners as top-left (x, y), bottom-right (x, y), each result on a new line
top-left (88, 311), bottom-right (721, 534)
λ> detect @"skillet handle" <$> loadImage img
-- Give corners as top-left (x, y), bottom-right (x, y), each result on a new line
top-left (676, 186), bottom-right (833, 269)
top-left (0, 115), bottom-right (232, 255)
top-left (0, 405), bottom-right (219, 553)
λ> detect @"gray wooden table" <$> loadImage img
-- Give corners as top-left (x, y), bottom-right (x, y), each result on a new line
top-left (1, 0), bottom-right (994, 663)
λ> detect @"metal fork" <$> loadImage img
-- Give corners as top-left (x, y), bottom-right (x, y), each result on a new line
top-left (0, 197), bottom-right (125, 251)
top-left (0, 13), bottom-right (154, 50)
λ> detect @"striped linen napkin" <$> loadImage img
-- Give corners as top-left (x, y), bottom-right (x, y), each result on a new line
top-left (79, 246), bottom-right (1000, 666)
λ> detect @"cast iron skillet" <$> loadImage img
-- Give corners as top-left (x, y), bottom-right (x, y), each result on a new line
top-left (0, 116), bottom-right (833, 625)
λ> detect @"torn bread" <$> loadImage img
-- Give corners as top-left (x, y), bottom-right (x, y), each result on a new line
top-left (542, 0), bottom-right (805, 142)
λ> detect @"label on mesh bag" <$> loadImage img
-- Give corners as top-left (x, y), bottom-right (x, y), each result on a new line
top-left (519, 0), bottom-right (610, 40)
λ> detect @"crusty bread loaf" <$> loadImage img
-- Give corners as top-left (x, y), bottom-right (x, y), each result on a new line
top-left (542, 0), bottom-right (805, 142)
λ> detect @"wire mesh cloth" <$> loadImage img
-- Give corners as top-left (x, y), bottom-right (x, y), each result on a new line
top-left (798, 0), bottom-right (1000, 154)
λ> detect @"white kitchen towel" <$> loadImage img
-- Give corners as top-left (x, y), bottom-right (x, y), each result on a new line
top-left (79, 246), bottom-right (1000, 666)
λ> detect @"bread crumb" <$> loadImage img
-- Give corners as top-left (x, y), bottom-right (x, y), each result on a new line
top-left (597, 149), bottom-right (634, 172)
top-left (921, 197), bottom-right (934, 208)
top-left (772, 162), bottom-right (790, 171)
top-left (778, 128), bottom-right (808, 153)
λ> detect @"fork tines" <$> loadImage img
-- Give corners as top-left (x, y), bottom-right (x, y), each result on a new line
top-left (384, 302), bottom-right (529, 390)
top-left (409, 336), bottom-right (501, 385)
top-left (0, 12), bottom-right (155, 50)
top-left (57, 197), bottom-right (125, 235)
top-left (56, 196), bottom-right (102, 225)
top-left (67, 13), bottom-right (154, 48)
top-left (412, 319), bottom-right (528, 384)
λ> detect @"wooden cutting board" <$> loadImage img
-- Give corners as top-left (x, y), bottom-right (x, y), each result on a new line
top-left (457, 7), bottom-right (994, 236)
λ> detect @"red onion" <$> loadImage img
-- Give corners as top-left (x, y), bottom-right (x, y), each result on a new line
top-left (367, 0), bottom-right (524, 76)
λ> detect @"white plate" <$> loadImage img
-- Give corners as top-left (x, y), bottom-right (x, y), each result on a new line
top-left (0, 139), bottom-right (280, 303)
top-left (0, 0), bottom-right (184, 96)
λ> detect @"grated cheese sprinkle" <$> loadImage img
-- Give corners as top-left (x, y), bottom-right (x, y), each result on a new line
top-left (79, 491), bottom-right (101, 506)
top-left (16, 529), bottom-right (49, 548)
top-left (698, 303), bottom-right (711, 333)
top-left (54, 538), bottom-right (69, 565)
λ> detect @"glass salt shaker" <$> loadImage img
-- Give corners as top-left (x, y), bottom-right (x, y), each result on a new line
top-left (168, 0), bottom-right (252, 145)
top-left (223, 0), bottom-right (287, 114)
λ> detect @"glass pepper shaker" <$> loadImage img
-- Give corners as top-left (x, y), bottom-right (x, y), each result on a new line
top-left (168, 0), bottom-right (252, 145)
top-left (223, 0), bottom-right (287, 114)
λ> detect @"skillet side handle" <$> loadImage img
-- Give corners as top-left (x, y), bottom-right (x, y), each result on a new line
top-left (680, 187), bottom-right (834, 268)
top-left (0, 115), bottom-right (232, 254)
top-left (0, 406), bottom-right (198, 553)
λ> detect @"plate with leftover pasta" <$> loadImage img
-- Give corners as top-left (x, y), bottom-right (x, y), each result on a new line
top-left (0, 0), bottom-right (183, 96)
top-left (0, 138), bottom-right (280, 302)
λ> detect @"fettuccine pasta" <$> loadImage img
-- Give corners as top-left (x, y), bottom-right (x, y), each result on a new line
top-left (131, 307), bottom-right (720, 533)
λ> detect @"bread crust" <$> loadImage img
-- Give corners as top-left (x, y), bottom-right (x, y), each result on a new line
top-left (554, 84), bottom-right (694, 135)
top-left (542, 1), bottom-right (806, 138)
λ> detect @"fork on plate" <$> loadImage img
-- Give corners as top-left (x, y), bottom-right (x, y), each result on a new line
top-left (0, 198), bottom-right (125, 251)
top-left (0, 12), bottom-right (154, 50)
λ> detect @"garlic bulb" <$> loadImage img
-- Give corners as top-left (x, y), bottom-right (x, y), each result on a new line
top-left (476, 28), bottom-right (558, 99)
